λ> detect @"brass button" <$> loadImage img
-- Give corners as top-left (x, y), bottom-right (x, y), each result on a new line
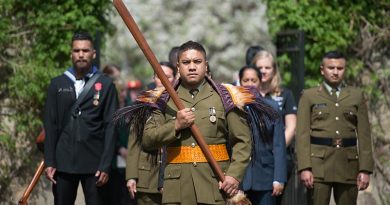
top-left (192, 162), bottom-right (197, 167)
top-left (336, 130), bottom-right (340, 135)
top-left (335, 117), bottom-right (339, 120)
top-left (191, 107), bottom-right (196, 112)
top-left (349, 111), bottom-right (353, 115)
top-left (191, 143), bottom-right (196, 148)
top-left (335, 103), bottom-right (339, 107)
top-left (318, 111), bottom-right (322, 115)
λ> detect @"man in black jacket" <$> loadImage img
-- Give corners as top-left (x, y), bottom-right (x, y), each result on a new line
top-left (44, 31), bottom-right (118, 205)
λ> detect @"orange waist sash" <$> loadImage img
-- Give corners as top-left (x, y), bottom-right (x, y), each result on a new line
top-left (167, 144), bottom-right (230, 163)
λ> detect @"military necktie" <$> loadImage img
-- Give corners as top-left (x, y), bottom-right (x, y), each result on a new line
top-left (331, 88), bottom-right (338, 102)
top-left (190, 89), bottom-right (199, 99)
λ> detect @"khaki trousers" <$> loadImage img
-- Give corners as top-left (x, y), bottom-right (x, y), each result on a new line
top-left (137, 192), bottom-right (162, 205)
top-left (307, 182), bottom-right (358, 205)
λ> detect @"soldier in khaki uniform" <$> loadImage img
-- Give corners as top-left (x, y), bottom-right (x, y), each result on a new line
top-left (142, 41), bottom-right (252, 204)
top-left (126, 134), bottom-right (162, 204)
top-left (126, 62), bottom-right (177, 205)
top-left (296, 51), bottom-right (374, 205)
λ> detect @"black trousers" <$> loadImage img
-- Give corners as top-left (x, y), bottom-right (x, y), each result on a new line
top-left (53, 172), bottom-right (106, 205)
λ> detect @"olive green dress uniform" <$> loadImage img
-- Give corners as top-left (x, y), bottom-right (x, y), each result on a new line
top-left (296, 83), bottom-right (374, 205)
top-left (126, 132), bottom-right (162, 205)
top-left (142, 82), bottom-right (252, 205)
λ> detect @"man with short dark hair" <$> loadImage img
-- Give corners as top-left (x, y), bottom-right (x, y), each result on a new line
top-left (44, 31), bottom-right (118, 205)
top-left (142, 41), bottom-right (253, 204)
top-left (296, 51), bottom-right (373, 205)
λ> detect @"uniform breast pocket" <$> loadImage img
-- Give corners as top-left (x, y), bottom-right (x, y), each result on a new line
top-left (343, 108), bottom-right (357, 126)
top-left (311, 107), bottom-right (330, 122)
top-left (197, 110), bottom-right (225, 138)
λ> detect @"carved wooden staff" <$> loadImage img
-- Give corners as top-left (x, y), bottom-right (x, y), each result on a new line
top-left (18, 129), bottom-right (46, 205)
top-left (112, 0), bottom-right (225, 182)
top-left (18, 160), bottom-right (45, 205)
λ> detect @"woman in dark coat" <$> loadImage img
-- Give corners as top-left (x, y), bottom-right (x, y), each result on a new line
top-left (239, 65), bottom-right (287, 205)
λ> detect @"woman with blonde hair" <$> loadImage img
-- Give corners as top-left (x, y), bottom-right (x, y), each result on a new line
top-left (252, 50), bottom-right (297, 205)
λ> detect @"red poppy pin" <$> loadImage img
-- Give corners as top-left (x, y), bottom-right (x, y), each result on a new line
top-left (93, 82), bottom-right (102, 106)
top-left (94, 82), bottom-right (102, 91)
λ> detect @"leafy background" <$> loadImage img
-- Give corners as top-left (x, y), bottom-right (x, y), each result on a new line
top-left (0, 0), bottom-right (388, 204)
top-left (0, 0), bottom-right (114, 203)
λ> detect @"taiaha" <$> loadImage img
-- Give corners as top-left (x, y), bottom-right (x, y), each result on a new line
top-left (112, 0), bottom-right (250, 204)
top-left (18, 161), bottom-right (45, 205)
top-left (18, 130), bottom-right (46, 205)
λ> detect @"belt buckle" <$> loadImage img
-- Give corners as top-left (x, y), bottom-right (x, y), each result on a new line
top-left (332, 138), bottom-right (343, 148)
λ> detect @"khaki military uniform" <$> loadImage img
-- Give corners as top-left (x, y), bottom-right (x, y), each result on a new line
top-left (296, 83), bottom-right (373, 205)
top-left (142, 82), bottom-right (252, 205)
top-left (126, 133), bottom-right (162, 205)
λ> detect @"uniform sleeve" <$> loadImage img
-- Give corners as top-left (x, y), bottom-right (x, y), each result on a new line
top-left (296, 91), bottom-right (312, 172)
top-left (44, 80), bottom-right (58, 168)
top-left (98, 82), bottom-right (119, 173)
top-left (126, 131), bottom-right (141, 180)
top-left (356, 91), bottom-right (374, 173)
top-left (273, 118), bottom-right (287, 183)
top-left (283, 89), bottom-right (297, 115)
top-left (142, 109), bottom-right (178, 150)
top-left (225, 108), bottom-right (252, 182)
top-left (158, 147), bottom-right (167, 189)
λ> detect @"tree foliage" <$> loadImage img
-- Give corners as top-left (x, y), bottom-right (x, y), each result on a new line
top-left (103, 0), bottom-right (273, 83)
top-left (0, 0), bottom-right (114, 202)
top-left (265, 0), bottom-right (389, 204)
top-left (266, 0), bottom-right (388, 86)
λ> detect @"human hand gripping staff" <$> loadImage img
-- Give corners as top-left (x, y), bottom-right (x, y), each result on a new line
top-left (112, 0), bottom-right (250, 204)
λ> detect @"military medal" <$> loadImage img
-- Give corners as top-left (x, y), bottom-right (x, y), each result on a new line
top-left (93, 82), bottom-right (102, 106)
top-left (209, 107), bottom-right (217, 123)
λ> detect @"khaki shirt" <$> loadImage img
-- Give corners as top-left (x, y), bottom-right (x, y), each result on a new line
top-left (126, 132), bottom-right (161, 194)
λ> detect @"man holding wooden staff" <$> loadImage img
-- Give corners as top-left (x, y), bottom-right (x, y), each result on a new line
top-left (140, 41), bottom-right (250, 204)
top-left (112, 1), bottom-right (280, 203)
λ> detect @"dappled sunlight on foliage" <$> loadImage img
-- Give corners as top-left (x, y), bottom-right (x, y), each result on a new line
top-left (0, 0), bottom-right (114, 203)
